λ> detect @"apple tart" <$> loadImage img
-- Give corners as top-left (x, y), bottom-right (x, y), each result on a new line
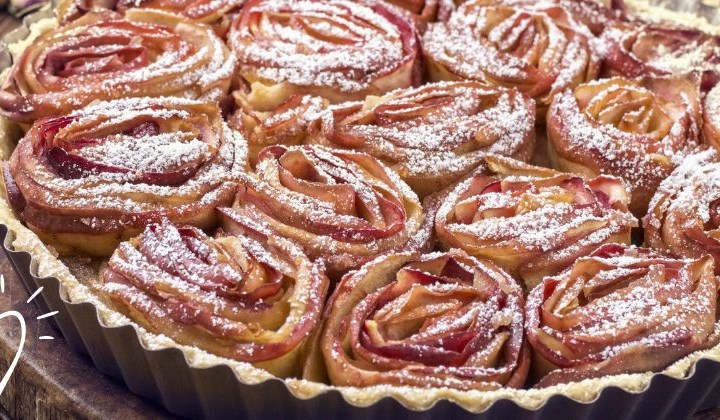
top-left (0, 0), bottom-right (719, 417)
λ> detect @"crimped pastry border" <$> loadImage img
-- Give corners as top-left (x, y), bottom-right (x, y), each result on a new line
top-left (0, 1), bottom-right (719, 415)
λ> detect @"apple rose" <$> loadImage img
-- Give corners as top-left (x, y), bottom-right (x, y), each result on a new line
top-left (546, 75), bottom-right (702, 216)
top-left (308, 81), bottom-right (536, 198)
top-left (644, 149), bottom-right (720, 273)
top-left (101, 214), bottom-right (329, 378)
top-left (485, 0), bottom-right (624, 35)
top-left (56, 0), bottom-right (246, 38)
top-left (0, 10), bottom-right (235, 123)
top-left (319, 249), bottom-right (530, 390)
top-left (434, 155), bottom-right (637, 290)
top-left (231, 144), bottom-right (433, 280)
top-left (2, 97), bottom-right (247, 256)
top-left (527, 244), bottom-right (720, 387)
top-left (227, 0), bottom-right (422, 112)
top-left (423, 0), bottom-right (600, 113)
top-left (603, 22), bottom-right (720, 90)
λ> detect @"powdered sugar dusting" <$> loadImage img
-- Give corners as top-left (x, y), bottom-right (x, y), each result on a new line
top-left (319, 81), bottom-right (534, 179)
top-left (101, 215), bottom-right (327, 365)
top-left (648, 149), bottom-right (720, 225)
top-left (531, 245), bottom-right (716, 367)
top-left (549, 82), bottom-right (701, 201)
top-left (10, 97), bottom-right (247, 231)
top-left (230, 0), bottom-right (415, 93)
top-left (423, 1), bottom-right (597, 104)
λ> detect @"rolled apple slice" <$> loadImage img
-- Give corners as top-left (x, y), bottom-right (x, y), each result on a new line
top-left (56, 0), bottom-right (246, 38)
top-left (320, 249), bottom-right (529, 390)
top-left (526, 244), bottom-right (720, 387)
top-left (0, 9), bottom-right (235, 122)
top-left (228, 0), bottom-right (422, 112)
top-left (434, 155), bottom-right (637, 290)
top-left (231, 144), bottom-right (434, 280)
top-left (644, 149), bottom-right (720, 273)
top-left (101, 215), bottom-right (329, 378)
top-left (603, 22), bottom-right (720, 90)
top-left (547, 75), bottom-right (703, 216)
top-left (423, 0), bottom-right (600, 114)
top-left (307, 81), bottom-right (536, 198)
top-left (2, 97), bottom-right (247, 256)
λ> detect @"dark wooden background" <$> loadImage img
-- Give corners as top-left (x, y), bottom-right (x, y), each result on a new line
top-left (0, 251), bottom-right (175, 419)
top-left (0, 8), bottom-right (718, 420)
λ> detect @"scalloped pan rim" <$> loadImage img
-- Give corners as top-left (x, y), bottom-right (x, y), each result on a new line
top-left (1, 2), bottom-right (720, 419)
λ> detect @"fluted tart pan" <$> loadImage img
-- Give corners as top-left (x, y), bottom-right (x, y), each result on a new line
top-left (3, 2), bottom-right (720, 419)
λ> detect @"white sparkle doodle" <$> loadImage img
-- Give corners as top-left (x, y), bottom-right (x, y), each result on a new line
top-left (0, 275), bottom-right (56, 396)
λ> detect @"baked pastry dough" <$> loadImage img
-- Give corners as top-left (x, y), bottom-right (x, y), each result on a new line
top-left (232, 80), bottom-right (536, 191)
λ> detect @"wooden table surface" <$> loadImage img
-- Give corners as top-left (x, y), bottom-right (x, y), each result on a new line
top-left (0, 7), bottom-right (719, 420)
top-left (0, 250), bottom-right (176, 419)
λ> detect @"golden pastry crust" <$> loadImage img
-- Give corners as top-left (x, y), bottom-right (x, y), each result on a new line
top-left (703, 83), bottom-right (720, 151)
